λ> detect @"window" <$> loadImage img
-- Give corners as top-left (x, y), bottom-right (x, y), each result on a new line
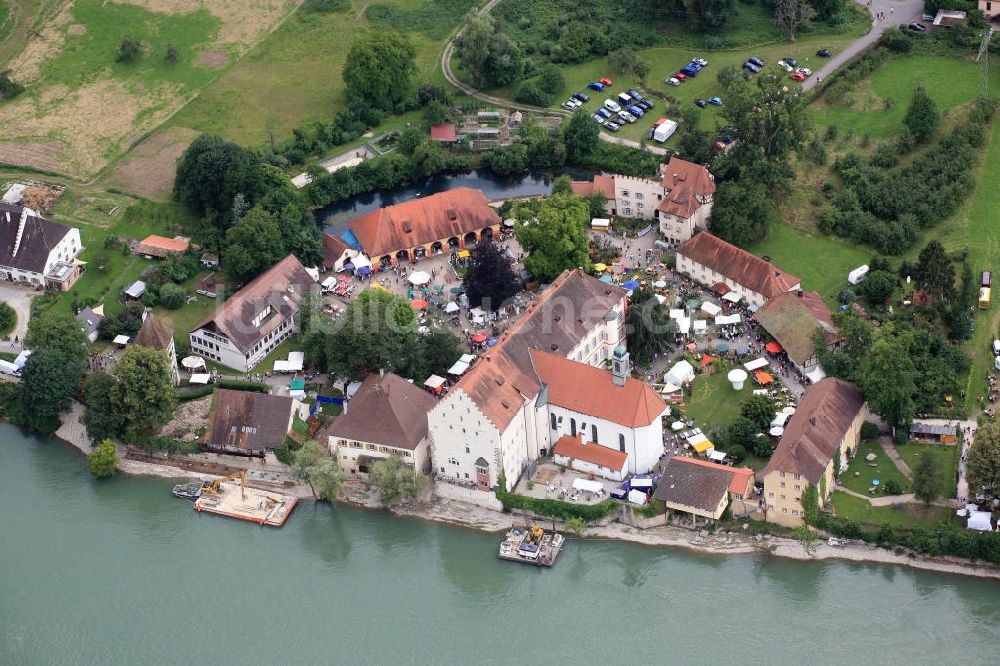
top-left (623, 208), bottom-right (632, 216)
top-left (440, 467), bottom-right (445, 473)
top-left (570, 418), bottom-right (577, 436)
top-left (635, 192), bottom-right (643, 200)
top-left (622, 190), bottom-right (630, 197)
top-left (591, 424), bottom-right (598, 442)
top-left (782, 508), bottom-right (788, 513)
top-left (637, 203), bottom-right (644, 209)
top-left (794, 485), bottom-right (800, 491)
top-left (794, 473), bottom-right (801, 481)
top-left (779, 471), bottom-right (786, 478)
top-left (619, 434), bottom-right (625, 452)
top-left (465, 447), bottom-right (470, 454)
top-left (780, 482), bottom-right (785, 489)
top-left (781, 494), bottom-right (786, 500)
top-left (464, 473), bottom-right (469, 479)
top-left (768, 492), bottom-right (774, 498)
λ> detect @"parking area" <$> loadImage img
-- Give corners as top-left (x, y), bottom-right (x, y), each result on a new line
top-left (0, 281), bottom-right (37, 349)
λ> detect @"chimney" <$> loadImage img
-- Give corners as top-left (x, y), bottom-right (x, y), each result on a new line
top-left (379, 368), bottom-right (385, 377)
top-left (797, 290), bottom-right (803, 298)
top-left (810, 416), bottom-right (817, 427)
top-left (11, 208), bottom-right (28, 258)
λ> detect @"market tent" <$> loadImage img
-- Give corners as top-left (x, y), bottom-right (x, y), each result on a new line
top-left (594, 263), bottom-right (608, 272)
top-left (700, 301), bottom-right (722, 316)
top-left (408, 271), bottom-right (431, 285)
top-left (424, 374), bottom-right (446, 394)
top-left (273, 360), bottom-right (292, 372)
top-left (591, 218), bottom-right (611, 230)
top-left (806, 366), bottom-right (826, 383)
top-left (765, 341), bottom-right (783, 354)
top-left (708, 450), bottom-right (727, 462)
top-left (747, 303), bottom-right (759, 313)
top-left (721, 291), bottom-right (742, 303)
top-left (600, 275), bottom-right (614, 283)
top-left (671, 420), bottom-right (685, 431)
top-left (448, 360), bottom-right (471, 375)
top-left (459, 353), bottom-right (475, 364)
top-left (573, 478), bottom-right (603, 493)
top-left (665, 359), bottom-right (695, 386)
top-left (411, 299), bottom-right (429, 309)
top-left (623, 279), bottom-right (640, 290)
top-left (445, 302), bottom-right (460, 313)
top-left (113, 334), bottom-right (130, 346)
top-left (715, 342), bottom-right (730, 353)
top-left (968, 511), bottom-right (994, 531)
top-left (735, 344), bottom-right (750, 356)
top-left (692, 439), bottom-right (714, 454)
top-left (457, 249), bottom-right (470, 258)
top-left (677, 317), bottom-right (691, 334)
top-left (181, 356), bottom-right (205, 371)
top-left (716, 313), bottom-right (741, 326)
top-left (661, 382), bottom-right (682, 395)
top-left (654, 280), bottom-right (667, 288)
top-left (469, 307), bottom-right (486, 318)
top-left (669, 308), bottom-right (685, 320)
top-left (699, 354), bottom-right (717, 367)
top-left (769, 427), bottom-right (784, 437)
top-left (629, 478), bottom-right (653, 491)
top-left (744, 358), bottom-right (769, 371)
top-left (471, 332), bottom-right (488, 343)
top-left (287, 352), bottom-right (304, 371)
top-left (189, 373), bottom-right (211, 385)
top-left (754, 371), bottom-right (775, 385)
top-left (693, 319), bottom-right (707, 334)
top-left (628, 489), bottom-right (648, 505)
top-left (352, 254), bottom-right (372, 272)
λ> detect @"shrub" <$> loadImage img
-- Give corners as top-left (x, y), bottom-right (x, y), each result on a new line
top-left (87, 439), bottom-right (119, 478)
top-left (177, 386), bottom-right (214, 401)
top-left (537, 64), bottom-right (566, 94)
top-left (515, 81), bottom-right (552, 107)
top-left (158, 283), bottom-right (186, 310)
top-left (860, 421), bottom-right (880, 439)
top-left (0, 71), bottom-right (25, 101)
top-left (497, 485), bottom-right (616, 521)
top-left (0, 301), bottom-right (15, 338)
top-left (215, 380), bottom-right (269, 393)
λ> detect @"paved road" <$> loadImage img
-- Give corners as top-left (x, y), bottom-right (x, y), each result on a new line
top-left (802, 0), bottom-right (925, 92)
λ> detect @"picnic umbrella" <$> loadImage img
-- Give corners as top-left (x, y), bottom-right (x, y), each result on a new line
top-left (623, 279), bottom-right (640, 290)
top-left (765, 341), bottom-right (783, 354)
top-left (685, 298), bottom-right (700, 310)
top-left (410, 299), bottom-right (429, 309)
top-left (487, 338), bottom-right (497, 347)
top-left (445, 301), bottom-right (460, 314)
top-left (408, 271), bottom-right (431, 285)
top-left (735, 344), bottom-right (749, 356)
top-left (356, 266), bottom-right (371, 275)
top-left (715, 342), bottom-right (729, 353)
top-left (600, 275), bottom-right (614, 283)
top-left (594, 263), bottom-right (608, 272)
top-left (654, 280), bottom-right (667, 288)
top-left (472, 332), bottom-right (488, 343)
top-left (343, 262), bottom-right (355, 271)
top-left (450, 285), bottom-right (465, 294)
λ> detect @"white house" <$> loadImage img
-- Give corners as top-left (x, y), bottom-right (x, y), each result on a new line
top-left (189, 255), bottom-right (316, 372)
top-left (0, 203), bottom-right (82, 290)
top-left (428, 270), bottom-right (629, 492)
top-left (325, 371), bottom-right (437, 476)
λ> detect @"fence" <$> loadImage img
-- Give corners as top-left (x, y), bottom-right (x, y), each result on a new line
top-left (309, 394), bottom-right (345, 417)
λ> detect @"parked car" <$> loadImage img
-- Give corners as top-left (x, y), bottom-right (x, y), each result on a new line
top-left (784, 58), bottom-right (798, 67)
top-left (561, 101), bottom-right (577, 110)
top-left (797, 67), bottom-right (812, 76)
top-left (598, 77), bottom-right (613, 86)
top-left (591, 113), bottom-right (605, 124)
top-left (646, 127), bottom-right (656, 140)
top-left (908, 22), bottom-right (928, 31)
top-left (605, 121), bottom-right (621, 132)
top-left (743, 62), bottom-right (761, 74)
top-left (667, 77), bottom-right (681, 86)
top-left (604, 99), bottom-right (621, 113)
top-left (694, 98), bottom-right (707, 108)
top-left (596, 107), bottom-right (612, 119)
top-left (628, 105), bottom-right (644, 118)
top-left (692, 57), bottom-right (708, 67)
top-left (620, 111), bottom-right (637, 123)
top-left (636, 100), bottom-right (652, 112)
top-left (641, 98), bottom-right (654, 109)
top-left (587, 82), bottom-right (605, 91)
top-left (686, 62), bottom-right (703, 71)
top-left (707, 97), bottom-right (723, 106)
top-left (572, 91), bottom-right (590, 102)
top-left (777, 60), bottom-right (793, 72)
top-left (817, 49), bottom-right (831, 57)
top-left (922, 13), bottom-right (935, 21)
top-left (749, 56), bottom-right (765, 67)
top-left (679, 66), bottom-right (699, 77)
top-left (627, 89), bottom-right (642, 100)
top-left (789, 71), bottom-right (806, 81)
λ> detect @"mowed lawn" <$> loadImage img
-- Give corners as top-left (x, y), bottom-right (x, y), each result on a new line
top-left (841, 440), bottom-right (911, 496)
top-left (829, 491), bottom-right (956, 529)
top-left (745, 222), bottom-right (869, 304)
top-left (811, 55), bottom-right (981, 139)
top-left (895, 442), bottom-right (960, 500)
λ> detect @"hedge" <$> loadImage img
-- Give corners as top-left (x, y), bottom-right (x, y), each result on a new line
top-left (216, 380), bottom-right (269, 393)
top-left (177, 386), bottom-right (214, 401)
top-left (497, 488), bottom-right (616, 522)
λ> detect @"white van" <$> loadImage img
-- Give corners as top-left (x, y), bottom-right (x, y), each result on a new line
top-left (848, 265), bottom-right (869, 285)
top-left (992, 339), bottom-right (1000, 355)
top-left (0, 360), bottom-right (20, 377)
top-left (653, 119), bottom-right (678, 142)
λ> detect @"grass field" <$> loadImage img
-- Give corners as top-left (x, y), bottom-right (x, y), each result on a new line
top-left (829, 491), bottom-right (955, 529)
top-left (811, 56), bottom-right (981, 139)
top-left (841, 440), bottom-right (911, 496)
top-left (683, 369), bottom-right (748, 431)
top-left (745, 222), bottom-right (870, 304)
top-left (895, 441), bottom-right (960, 500)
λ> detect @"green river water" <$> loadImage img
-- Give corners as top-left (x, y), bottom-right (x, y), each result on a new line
top-left (2, 424), bottom-right (1000, 664)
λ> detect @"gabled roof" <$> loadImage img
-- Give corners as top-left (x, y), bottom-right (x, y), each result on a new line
top-left (76, 306), bottom-right (103, 337)
top-left (448, 270), bottom-right (626, 430)
top-left (754, 291), bottom-right (836, 365)
top-left (328, 372), bottom-right (436, 451)
top-left (205, 389), bottom-right (295, 451)
top-left (530, 350), bottom-right (666, 428)
top-left (669, 456), bottom-right (755, 494)
top-left (763, 378), bottom-right (866, 484)
top-left (676, 232), bottom-right (801, 299)
top-left (553, 434), bottom-right (628, 471)
top-left (348, 188), bottom-right (499, 257)
top-left (321, 232), bottom-right (352, 270)
top-left (192, 255), bottom-right (315, 352)
top-left (430, 124), bottom-right (457, 142)
top-left (136, 235), bottom-right (189, 258)
top-left (659, 156), bottom-right (716, 195)
top-left (134, 312), bottom-right (173, 351)
top-left (0, 203), bottom-right (72, 273)
top-left (570, 175), bottom-right (615, 199)
top-left (652, 456), bottom-right (734, 512)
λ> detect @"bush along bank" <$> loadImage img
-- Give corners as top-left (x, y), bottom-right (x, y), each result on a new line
top-left (495, 475), bottom-right (617, 522)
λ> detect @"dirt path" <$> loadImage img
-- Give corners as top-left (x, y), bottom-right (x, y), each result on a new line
top-left (879, 438), bottom-right (913, 480)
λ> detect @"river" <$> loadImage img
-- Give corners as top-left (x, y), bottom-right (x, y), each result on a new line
top-left (316, 168), bottom-right (591, 233)
top-left (2, 426), bottom-right (999, 664)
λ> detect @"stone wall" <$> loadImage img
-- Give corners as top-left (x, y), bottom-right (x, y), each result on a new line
top-left (432, 480), bottom-right (504, 511)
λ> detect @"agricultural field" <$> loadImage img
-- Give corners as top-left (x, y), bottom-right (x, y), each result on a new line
top-left (0, 0), bottom-right (294, 179)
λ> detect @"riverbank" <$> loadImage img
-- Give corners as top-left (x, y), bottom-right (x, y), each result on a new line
top-left (47, 422), bottom-right (1000, 581)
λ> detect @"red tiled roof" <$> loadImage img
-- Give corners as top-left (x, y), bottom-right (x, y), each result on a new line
top-left (430, 124), bottom-right (457, 142)
top-left (530, 349), bottom-right (667, 428)
top-left (448, 270), bottom-right (626, 430)
top-left (348, 188), bottom-right (499, 258)
top-left (205, 390), bottom-right (295, 452)
top-left (763, 378), bottom-right (866, 484)
top-left (570, 181), bottom-right (594, 197)
top-left (676, 232), bottom-right (801, 299)
top-left (553, 434), bottom-right (628, 471)
top-left (571, 175), bottom-right (614, 199)
top-left (659, 156), bottom-right (716, 195)
top-left (136, 235), bottom-right (189, 258)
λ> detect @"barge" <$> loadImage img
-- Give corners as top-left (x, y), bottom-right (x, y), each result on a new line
top-left (186, 471), bottom-right (297, 527)
top-left (171, 482), bottom-right (206, 501)
top-left (498, 522), bottom-right (564, 567)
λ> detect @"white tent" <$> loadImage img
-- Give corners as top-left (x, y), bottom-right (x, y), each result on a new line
top-left (770, 412), bottom-right (791, 429)
top-left (721, 291), bottom-right (742, 303)
top-left (628, 489), bottom-right (648, 505)
top-left (671, 420), bottom-right (685, 431)
top-left (351, 253), bottom-right (372, 270)
top-left (591, 218), bottom-right (611, 229)
top-left (408, 271), bottom-right (431, 285)
top-left (572, 478), bottom-right (603, 493)
top-left (655, 294), bottom-right (667, 305)
top-left (669, 308), bottom-right (685, 320)
top-left (708, 450), bottom-right (727, 462)
top-left (459, 353), bottom-right (476, 364)
top-left (693, 319), bottom-right (707, 334)
top-left (968, 511), bottom-right (994, 531)
top-left (181, 356), bottom-right (205, 371)
top-left (806, 365), bottom-right (826, 383)
top-left (688, 432), bottom-right (709, 446)
top-left (769, 426), bottom-right (784, 437)
top-left (273, 360), bottom-right (292, 372)
top-left (744, 358), bottom-right (769, 371)
top-left (346, 381), bottom-right (364, 399)
top-left (445, 302), bottom-right (460, 314)
top-left (287, 352), bottom-right (304, 371)
top-left (424, 374), bottom-right (446, 390)
top-left (448, 360), bottom-right (471, 375)
top-left (665, 360), bottom-right (695, 386)
top-left (661, 383), bottom-right (682, 395)
top-left (677, 317), bottom-right (691, 335)
top-left (715, 313), bottom-right (741, 326)
top-left (700, 301), bottom-right (722, 316)
top-left (469, 307), bottom-right (486, 318)
top-left (189, 373), bottom-right (211, 385)
top-left (113, 334), bottom-right (130, 346)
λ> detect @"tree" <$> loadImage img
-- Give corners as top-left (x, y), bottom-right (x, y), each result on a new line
top-left (709, 180), bottom-right (771, 247)
top-left (800, 483), bottom-right (820, 525)
top-left (0, 301), bottom-right (15, 338)
top-left (398, 126), bottom-right (424, 155)
top-left (464, 241), bottom-right (520, 311)
top-left (741, 394), bottom-right (775, 431)
top-left (913, 454), bottom-right (941, 505)
top-left (422, 99), bottom-right (448, 126)
top-left (563, 111), bottom-right (599, 162)
top-left (25, 309), bottom-right (88, 368)
top-left (552, 175), bottom-right (573, 196)
top-left (117, 37), bottom-right (142, 63)
top-left (859, 270), bottom-right (896, 305)
top-left (967, 420), bottom-right (1000, 497)
top-left (861, 333), bottom-right (916, 437)
top-left (514, 81), bottom-right (551, 107)
top-left (537, 64), bottom-right (566, 94)
top-left (454, 13), bottom-right (525, 88)
top-left (719, 71), bottom-right (809, 163)
top-left (608, 49), bottom-right (649, 80)
top-left (223, 206), bottom-right (286, 283)
top-left (728, 417), bottom-right (759, 450)
top-left (18, 349), bottom-right (82, 433)
top-left (904, 85), bottom-right (940, 143)
top-left (82, 372), bottom-right (124, 443)
top-left (773, 0), bottom-right (816, 40)
top-left (816, 310), bottom-right (875, 383)
top-left (291, 440), bottom-right (344, 501)
top-left (677, 109), bottom-right (713, 165)
top-left (111, 346), bottom-right (177, 437)
top-left (174, 134), bottom-right (262, 218)
top-left (912, 240), bottom-right (955, 302)
top-left (165, 44), bottom-right (178, 65)
top-left (87, 439), bottom-right (119, 478)
top-left (565, 516), bottom-right (587, 536)
top-left (792, 524), bottom-right (819, 554)
top-left (624, 287), bottom-right (676, 366)
top-left (485, 144), bottom-right (528, 176)
top-left (513, 195), bottom-right (591, 282)
top-left (368, 454), bottom-right (428, 506)
top-left (158, 283), bottom-right (186, 310)
top-left (343, 33), bottom-right (416, 111)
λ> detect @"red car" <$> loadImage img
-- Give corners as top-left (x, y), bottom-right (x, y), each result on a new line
top-left (674, 72), bottom-right (687, 81)
top-left (789, 71), bottom-right (806, 81)
top-left (598, 77), bottom-right (613, 86)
